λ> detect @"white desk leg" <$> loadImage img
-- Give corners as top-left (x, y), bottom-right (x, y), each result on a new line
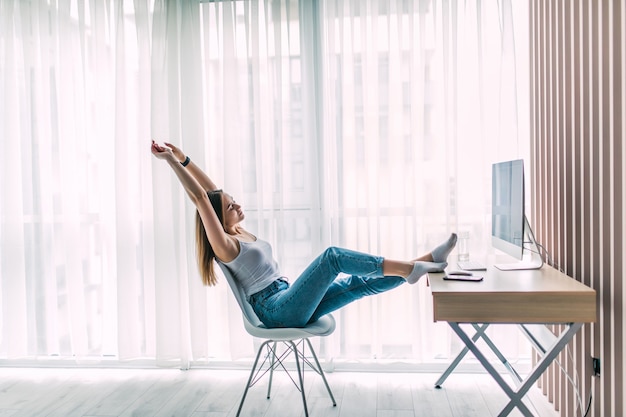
top-left (436, 323), bottom-right (522, 388)
top-left (448, 322), bottom-right (535, 417)
top-left (497, 322), bottom-right (582, 416)
top-left (435, 323), bottom-right (490, 388)
top-left (448, 322), bottom-right (583, 417)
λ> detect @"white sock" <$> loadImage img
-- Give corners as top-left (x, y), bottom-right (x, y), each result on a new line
top-left (405, 261), bottom-right (447, 284)
top-left (431, 233), bottom-right (458, 263)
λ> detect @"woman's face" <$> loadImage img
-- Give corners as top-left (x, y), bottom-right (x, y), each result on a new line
top-left (222, 194), bottom-right (245, 227)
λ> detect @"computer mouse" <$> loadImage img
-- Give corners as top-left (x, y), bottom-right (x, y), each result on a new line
top-left (447, 270), bottom-right (473, 276)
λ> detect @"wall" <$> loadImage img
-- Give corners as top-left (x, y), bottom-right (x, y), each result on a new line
top-left (529, 1), bottom-right (624, 416)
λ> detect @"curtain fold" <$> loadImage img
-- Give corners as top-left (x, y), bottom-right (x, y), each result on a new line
top-left (0, 0), bottom-right (529, 367)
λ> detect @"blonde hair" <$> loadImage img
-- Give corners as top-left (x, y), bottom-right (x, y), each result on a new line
top-left (195, 190), bottom-right (225, 286)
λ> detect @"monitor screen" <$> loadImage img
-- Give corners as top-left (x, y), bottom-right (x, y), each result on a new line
top-left (491, 159), bottom-right (525, 260)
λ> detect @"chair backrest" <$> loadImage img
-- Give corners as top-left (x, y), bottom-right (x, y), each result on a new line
top-left (217, 263), bottom-right (265, 329)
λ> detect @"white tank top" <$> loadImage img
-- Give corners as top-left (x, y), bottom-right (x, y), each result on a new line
top-left (219, 238), bottom-right (286, 296)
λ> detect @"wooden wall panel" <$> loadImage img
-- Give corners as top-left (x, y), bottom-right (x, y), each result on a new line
top-left (529, 1), bottom-right (624, 416)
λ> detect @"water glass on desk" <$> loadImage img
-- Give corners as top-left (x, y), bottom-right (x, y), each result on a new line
top-left (457, 231), bottom-right (470, 262)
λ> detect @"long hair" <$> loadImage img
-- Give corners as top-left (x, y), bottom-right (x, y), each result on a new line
top-left (195, 190), bottom-right (225, 286)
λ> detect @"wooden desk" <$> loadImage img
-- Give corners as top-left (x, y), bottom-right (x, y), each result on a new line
top-left (430, 266), bottom-right (596, 324)
top-left (429, 265), bottom-right (596, 416)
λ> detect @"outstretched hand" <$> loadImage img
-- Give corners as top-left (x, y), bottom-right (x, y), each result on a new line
top-left (163, 142), bottom-right (185, 163)
top-left (151, 140), bottom-right (175, 161)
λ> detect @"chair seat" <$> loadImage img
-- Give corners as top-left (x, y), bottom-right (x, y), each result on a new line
top-left (243, 314), bottom-right (336, 340)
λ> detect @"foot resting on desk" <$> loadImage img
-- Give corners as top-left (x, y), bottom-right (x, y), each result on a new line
top-left (405, 261), bottom-right (447, 284)
top-left (431, 233), bottom-right (458, 263)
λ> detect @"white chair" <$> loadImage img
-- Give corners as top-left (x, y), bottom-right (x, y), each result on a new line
top-left (217, 264), bottom-right (337, 417)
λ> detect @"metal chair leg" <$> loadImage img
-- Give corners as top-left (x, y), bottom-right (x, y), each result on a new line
top-left (267, 341), bottom-right (277, 399)
top-left (287, 340), bottom-right (309, 417)
top-left (304, 338), bottom-right (337, 406)
top-left (237, 338), bottom-right (334, 417)
top-left (236, 340), bottom-right (271, 417)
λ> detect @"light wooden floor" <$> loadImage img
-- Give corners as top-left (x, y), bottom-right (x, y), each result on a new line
top-left (0, 367), bottom-right (558, 417)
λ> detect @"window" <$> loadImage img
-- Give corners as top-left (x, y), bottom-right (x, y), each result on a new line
top-left (1, 0), bottom-right (529, 365)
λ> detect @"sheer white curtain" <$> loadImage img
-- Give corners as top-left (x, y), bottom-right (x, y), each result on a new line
top-left (0, 0), bottom-right (243, 367)
top-left (0, 0), bottom-right (528, 367)
top-left (317, 0), bottom-right (530, 361)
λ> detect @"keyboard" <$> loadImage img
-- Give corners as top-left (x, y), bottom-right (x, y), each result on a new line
top-left (457, 260), bottom-right (487, 271)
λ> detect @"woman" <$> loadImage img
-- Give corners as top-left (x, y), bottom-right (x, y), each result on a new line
top-left (151, 141), bottom-right (457, 328)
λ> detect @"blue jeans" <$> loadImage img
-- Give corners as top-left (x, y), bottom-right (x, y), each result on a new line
top-left (247, 247), bottom-right (406, 328)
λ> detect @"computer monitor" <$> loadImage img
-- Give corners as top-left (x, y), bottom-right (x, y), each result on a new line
top-left (491, 159), bottom-right (543, 270)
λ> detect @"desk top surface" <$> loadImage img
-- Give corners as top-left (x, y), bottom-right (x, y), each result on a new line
top-left (428, 265), bottom-right (597, 323)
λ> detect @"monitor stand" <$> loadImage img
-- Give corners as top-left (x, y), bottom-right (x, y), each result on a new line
top-left (494, 216), bottom-right (544, 270)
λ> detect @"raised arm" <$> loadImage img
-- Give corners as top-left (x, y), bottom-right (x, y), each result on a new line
top-left (164, 142), bottom-right (219, 192)
top-left (151, 141), bottom-right (238, 261)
